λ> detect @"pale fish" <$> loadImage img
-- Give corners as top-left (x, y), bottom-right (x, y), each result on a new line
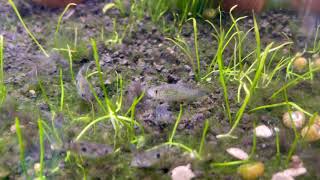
top-left (147, 84), bottom-right (207, 102)
top-left (76, 62), bottom-right (95, 102)
top-left (67, 141), bottom-right (113, 158)
top-left (131, 145), bottom-right (180, 168)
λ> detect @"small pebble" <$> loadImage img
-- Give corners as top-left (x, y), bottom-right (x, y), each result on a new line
top-left (301, 123), bottom-right (320, 142)
top-left (272, 173), bottom-right (294, 180)
top-left (283, 167), bottom-right (307, 177)
top-left (10, 124), bottom-right (16, 133)
top-left (238, 162), bottom-right (264, 180)
top-left (254, 125), bottom-right (273, 138)
top-left (293, 57), bottom-right (307, 72)
top-left (171, 164), bottom-right (195, 180)
top-left (34, 163), bottom-right (41, 173)
top-left (282, 111), bottom-right (305, 129)
top-left (29, 89), bottom-right (36, 96)
top-left (226, 147), bottom-right (249, 160)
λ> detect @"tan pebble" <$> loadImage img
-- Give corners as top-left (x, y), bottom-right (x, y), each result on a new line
top-left (301, 124), bottom-right (320, 142)
top-left (312, 58), bottom-right (320, 69)
top-left (202, 8), bottom-right (217, 19)
top-left (282, 111), bottom-right (305, 129)
top-left (293, 57), bottom-right (307, 71)
top-left (238, 162), bottom-right (264, 180)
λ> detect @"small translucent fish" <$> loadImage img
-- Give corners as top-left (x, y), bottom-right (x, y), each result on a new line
top-left (76, 62), bottom-right (94, 102)
top-left (67, 141), bottom-right (113, 158)
top-left (131, 145), bottom-right (180, 168)
top-left (147, 84), bottom-right (207, 102)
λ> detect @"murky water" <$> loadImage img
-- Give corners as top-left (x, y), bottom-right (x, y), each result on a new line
top-left (0, 0), bottom-right (320, 179)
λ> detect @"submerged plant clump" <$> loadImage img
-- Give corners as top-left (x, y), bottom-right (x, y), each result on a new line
top-left (1, 0), bottom-right (320, 179)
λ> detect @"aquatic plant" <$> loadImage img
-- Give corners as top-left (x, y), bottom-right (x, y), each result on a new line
top-left (271, 63), bottom-right (320, 99)
top-left (145, 0), bottom-right (169, 23)
top-left (36, 119), bottom-right (45, 180)
top-left (59, 68), bottom-right (65, 111)
top-left (54, 23), bottom-right (90, 63)
top-left (212, 121), bottom-right (258, 167)
top-left (198, 119), bottom-right (209, 156)
top-left (311, 25), bottom-right (320, 53)
top-left (168, 104), bottom-right (183, 143)
top-left (249, 100), bottom-right (313, 122)
top-left (8, 0), bottom-right (49, 57)
top-left (66, 45), bottom-right (75, 83)
top-left (0, 35), bottom-right (6, 106)
top-left (166, 18), bottom-right (201, 81)
top-left (164, 105), bottom-right (210, 159)
top-left (15, 117), bottom-right (29, 179)
top-left (217, 13), bottom-right (274, 139)
top-left (75, 39), bottom-right (145, 144)
top-left (274, 127), bottom-right (281, 165)
top-left (204, 7), bottom-right (249, 123)
top-left (54, 3), bottom-right (77, 43)
top-left (174, 0), bottom-right (214, 27)
top-left (103, 0), bottom-right (134, 16)
top-left (249, 93), bottom-right (315, 164)
top-left (103, 18), bottom-right (124, 46)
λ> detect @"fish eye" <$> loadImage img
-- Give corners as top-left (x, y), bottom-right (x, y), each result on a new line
top-left (155, 90), bottom-right (158, 94)
top-left (156, 153), bottom-right (160, 158)
top-left (81, 147), bottom-right (87, 152)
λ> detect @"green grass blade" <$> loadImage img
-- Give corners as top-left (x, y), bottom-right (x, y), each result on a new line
top-left (55, 3), bottom-right (77, 41)
top-left (59, 68), bottom-right (64, 112)
top-left (198, 119), bottom-right (209, 156)
top-left (8, 0), bottom-right (49, 57)
top-left (168, 104), bottom-right (183, 143)
top-left (38, 119), bottom-right (45, 179)
top-left (249, 101), bottom-right (312, 117)
top-left (91, 39), bottom-right (113, 112)
top-left (217, 42), bottom-right (274, 139)
top-left (15, 117), bottom-right (29, 179)
top-left (189, 18), bottom-right (200, 80)
top-left (75, 115), bottom-right (111, 141)
top-left (67, 45), bottom-right (75, 83)
top-left (0, 35), bottom-right (6, 106)
top-left (216, 31), bottom-right (232, 124)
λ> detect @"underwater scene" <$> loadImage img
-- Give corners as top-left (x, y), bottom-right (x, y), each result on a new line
top-left (0, 0), bottom-right (320, 179)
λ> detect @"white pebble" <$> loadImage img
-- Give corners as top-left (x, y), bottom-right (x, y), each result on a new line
top-left (29, 89), bottom-right (36, 96)
top-left (171, 164), bottom-right (195, 180)
top-left (283, 167), bottom-right (307, 177)
top-left (226, 147), bottom-right (249, 160)
top-left (34, 163), bottom-right (41, 173)
top-left (254, 125), bottom-right (273, 138)
top-left (272, 172), bottom-right (294, 180)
